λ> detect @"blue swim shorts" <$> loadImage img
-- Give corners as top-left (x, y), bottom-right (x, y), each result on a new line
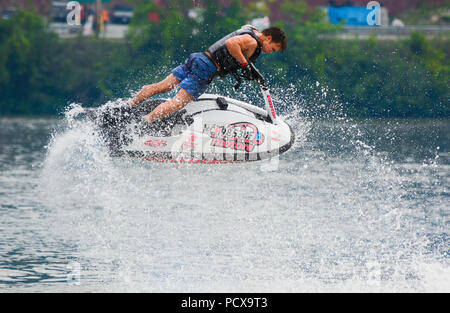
top-left (172, 52), bottom-right (218, 100)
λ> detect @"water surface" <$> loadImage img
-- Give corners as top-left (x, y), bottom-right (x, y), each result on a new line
top-left (0, 115), bottom-right (448, 292)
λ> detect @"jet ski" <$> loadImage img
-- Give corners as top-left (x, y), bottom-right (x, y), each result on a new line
top-left (80, 62), bottom-right (295, 163)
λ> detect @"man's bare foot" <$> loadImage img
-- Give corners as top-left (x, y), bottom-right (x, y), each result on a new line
top-left (143, 114), bottom-right (153, 124)
top-left (129, 98), bottom-right (137, 107)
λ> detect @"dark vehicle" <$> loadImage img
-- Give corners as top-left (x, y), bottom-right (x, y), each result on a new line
top-left (0, 7), bottom-right (18, 20)
top-left (51, 1), bottom-right (69, 22)
top-left (111, 5), bottom-right (133, 24)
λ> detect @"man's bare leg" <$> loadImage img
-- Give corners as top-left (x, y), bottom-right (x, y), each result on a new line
top-left (143, 88), bottom-right (194, 124)
top-left (129, 74), bottom-right (180, 106)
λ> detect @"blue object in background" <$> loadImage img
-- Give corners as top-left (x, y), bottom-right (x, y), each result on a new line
top-left (328, 6), bottom-right (374, 26)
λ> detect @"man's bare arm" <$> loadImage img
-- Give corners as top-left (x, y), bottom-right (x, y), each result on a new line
top-left (225, 34), bottom-right (258, 65)
top-left (241, 24), bottom-right (255, 29)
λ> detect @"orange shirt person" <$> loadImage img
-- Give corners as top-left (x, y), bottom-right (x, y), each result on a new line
top-left (102, 9), bottom-right (109, 23)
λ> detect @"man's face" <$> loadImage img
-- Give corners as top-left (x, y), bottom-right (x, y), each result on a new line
top-left (261, 36), bottom-right (282, 54)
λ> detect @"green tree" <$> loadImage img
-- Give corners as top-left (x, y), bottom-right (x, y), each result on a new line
top-left (0, 11), bottom-right (62, 114)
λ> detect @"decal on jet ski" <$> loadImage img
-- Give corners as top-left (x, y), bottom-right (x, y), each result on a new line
top-left (205, 122), bottom-right (264, 152)
top-left (271, 130), bottom-right (281, 142)
top-left (144, 140), bottom-right (167, 147)
top-left (266, 94), bottom-right (277, 120)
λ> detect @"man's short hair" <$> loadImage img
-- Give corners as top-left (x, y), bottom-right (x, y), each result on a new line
top-left (262, 27), bottom-right (287, 52)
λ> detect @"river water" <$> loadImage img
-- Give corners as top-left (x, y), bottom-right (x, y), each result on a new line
top-left (0, 111), bottom-right (448, 292)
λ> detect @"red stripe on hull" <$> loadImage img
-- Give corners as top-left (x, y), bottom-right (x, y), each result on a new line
top-left (143, 158), bottom-right (244, 164)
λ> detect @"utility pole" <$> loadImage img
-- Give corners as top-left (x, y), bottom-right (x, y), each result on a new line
top-left (95, 0), bottom-right (102, 38)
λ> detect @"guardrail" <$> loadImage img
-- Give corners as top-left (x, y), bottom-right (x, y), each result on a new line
top-left (47, 22), bottom-right (82, 38)
top-left (47, 22), bottom-right (449, 40)
top-left (335, 25), bottom-right (450, 40)
top-left (46, 22), bottom-right (129, 39)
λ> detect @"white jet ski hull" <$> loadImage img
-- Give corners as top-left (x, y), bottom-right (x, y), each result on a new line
top-left (83, 94), bottom-right (294, 163)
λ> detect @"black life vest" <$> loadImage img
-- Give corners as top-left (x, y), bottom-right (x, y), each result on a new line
top-left (207, 26), bottom-right (262, 77)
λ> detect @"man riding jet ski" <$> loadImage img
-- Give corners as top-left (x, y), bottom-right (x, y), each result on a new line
top-left (81, 25), bottom-right (293, 163)
top-left (129, 25), bottom-right (287, 124)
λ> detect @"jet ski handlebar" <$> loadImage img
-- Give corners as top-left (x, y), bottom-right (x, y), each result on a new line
top-left (232, 61), bottom-right (267, 90)
top-left (231, 61), bottom-right (277, 125)
top-left (248, 62), bottom-right (267, 89)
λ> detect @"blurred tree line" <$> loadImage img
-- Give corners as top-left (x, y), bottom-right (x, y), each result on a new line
top-left (0, 1), bottom-right (448, 117)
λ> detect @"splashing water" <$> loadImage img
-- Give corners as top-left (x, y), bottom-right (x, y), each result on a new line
top-left (1, 83), bottom-right (448, 292)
